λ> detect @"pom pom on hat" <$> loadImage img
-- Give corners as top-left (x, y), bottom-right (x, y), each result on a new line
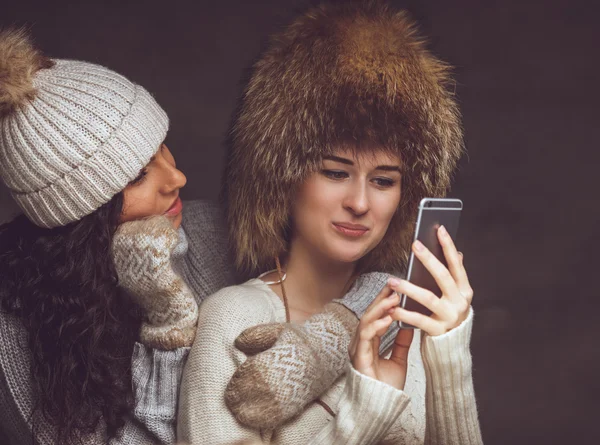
top-left (0, 28), bottom-right (54, 117)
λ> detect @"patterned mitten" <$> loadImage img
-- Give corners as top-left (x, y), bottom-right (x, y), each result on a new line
top-left (224, 272), bottom-right (389, 428)
top-left (112, 215), bottom-right (198, 350)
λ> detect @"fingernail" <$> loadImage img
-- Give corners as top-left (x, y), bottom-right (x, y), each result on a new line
top-left (387, 291), bottom-right (399, 299)
top-left (439, 225), bottom-right (448, 237)
top-left (414, 240), bottom-right (424, 251)
top-left (387, 277), bottom-right (402, 287)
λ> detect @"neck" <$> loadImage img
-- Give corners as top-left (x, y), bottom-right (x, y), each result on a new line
top-left (281, 237), bottom-right (356, 316)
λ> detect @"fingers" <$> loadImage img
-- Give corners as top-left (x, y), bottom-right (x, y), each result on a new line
top-left (389, 306), bottom-right (445, 336)
top-left (360, 286), bottom-right (399, 325)
top-left (412, 236), bottom-right (461, 305)
top-left (388, 328), bottom-right (414, 367)
top-left (354, 315), bottom-right (393, 369)
top-left (437, 226), bottom-right (474, 303)
top-left (387, 278), bottom-right (452, 320)
top-left (388, 275), bottom-right (468, 335)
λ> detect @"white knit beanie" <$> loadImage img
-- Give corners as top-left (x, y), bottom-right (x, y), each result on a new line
top-left (0, 29), bottom-right (168, 228)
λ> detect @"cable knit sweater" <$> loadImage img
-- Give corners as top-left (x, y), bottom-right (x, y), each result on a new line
top-left (178, 279), bottom-right (482, 445)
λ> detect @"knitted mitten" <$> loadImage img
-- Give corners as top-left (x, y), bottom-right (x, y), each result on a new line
top-left (224, 272), bottom-right (390, 428)
top-left (112, 215), bottom-right (198, 350)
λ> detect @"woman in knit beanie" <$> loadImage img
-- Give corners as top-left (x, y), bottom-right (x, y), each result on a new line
top-left (0, 28), bottom-right (200, 444)
top-left (178, 2), bottom-right (482, 444)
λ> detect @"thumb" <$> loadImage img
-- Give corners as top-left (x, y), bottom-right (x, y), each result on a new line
top-left (234, 323), bottom-right (285, 355)
top-left (388, 328), bottom-right (414, 368)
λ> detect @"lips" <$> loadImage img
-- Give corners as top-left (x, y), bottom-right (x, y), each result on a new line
top-left (332, 222), bottom-right (369, 237)
top-left (164, 197), bottom-right (182, 216)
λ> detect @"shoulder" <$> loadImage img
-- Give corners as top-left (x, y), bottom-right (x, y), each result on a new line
top-left (179, 199), bottom-right (234, 294)
top-left (197, 280), bottom-right (284, 337)
top-left (181, 199), bottom-right (224, 234)
top-left (200, 281), bottom-right (278, 321)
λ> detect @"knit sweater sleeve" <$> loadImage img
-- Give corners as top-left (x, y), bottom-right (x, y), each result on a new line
top-left (420, 307), bottom-right (484, 445)
top-left (177, 285), bottom-right (274, 445)
top-left (128, 343), bottom-right (190, 444)
top-left (178, 283), bottom-right (411, 445)
top-left (179, 199), bottom-right (235, 301)
top-left (0, 311), bottom-right (174, 445)
top-left (307, 364), bottom-right (410, 445)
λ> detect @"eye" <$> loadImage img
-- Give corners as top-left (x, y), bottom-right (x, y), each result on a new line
top-left (372, 177), bottom-right (396, 188)
top-left (129, 168), bottom-right (148, 185)
top-left (321, 170), bottom-right (348, 180)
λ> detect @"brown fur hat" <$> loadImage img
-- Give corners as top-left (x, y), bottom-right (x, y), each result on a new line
top-left (224, 1), bottom-right (464, 277)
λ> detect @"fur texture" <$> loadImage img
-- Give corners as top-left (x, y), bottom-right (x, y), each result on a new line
top-left (224, 1), bottom-right (464, 277)
top-left (0, 28), bottom-right (54, 117)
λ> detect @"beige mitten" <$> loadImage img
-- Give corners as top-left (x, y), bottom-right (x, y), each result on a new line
top-left (224, 302), bottom-right (358, 428)
top-left (224, 272), bottom-right (391, 428)
top-left (111, 215), bottom-right (198, 350)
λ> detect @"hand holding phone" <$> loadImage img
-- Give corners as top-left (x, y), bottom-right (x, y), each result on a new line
top-left (388, 198), bottom-right (474, 335)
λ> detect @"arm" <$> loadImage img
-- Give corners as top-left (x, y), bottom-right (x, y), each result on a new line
top-left (177, 288), bottom-right (272, 445)
top-left (385, 227), bottom-right (483, 445)
top-left (0, 312), bottom-right (170, 445)
top-left (0, 212), bottom-right (213, 445)
top-left (225, 272), bottom-right (393, 428)
top-left (305, 362), bottom-right (410, 445)
top-left (110, 216), bottom-right (200, 443)
top-left (421, 308), bottom-right (483, 445)
top-left (123, 200), bottom-right (237, 443)
top-left (178, 199), bottom-right (236, 301)
top-left (305, 283), bottom-right (414, 445)
top-left (178, 285), bottom-right (410, 445)
top-left (129, 343), bottom-right (191, 444)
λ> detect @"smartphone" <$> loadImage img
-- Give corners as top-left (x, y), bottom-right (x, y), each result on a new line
top-left (398, 198), bottom-right (463, 329)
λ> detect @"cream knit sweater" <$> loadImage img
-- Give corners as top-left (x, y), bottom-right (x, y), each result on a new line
top-left (178, 279), bottom-right (482, 445)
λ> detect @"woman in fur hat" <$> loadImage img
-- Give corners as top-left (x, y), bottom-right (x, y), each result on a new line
top-left (178, 2), bottom-right (482, 444)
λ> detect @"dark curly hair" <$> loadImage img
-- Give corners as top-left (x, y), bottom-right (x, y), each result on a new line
top-left (0, 191), bottom-right (141, 444)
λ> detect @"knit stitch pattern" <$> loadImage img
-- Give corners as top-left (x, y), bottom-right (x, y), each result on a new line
top-left (225, 271), bottom-right (405, 428)
top-left (0, 59), bottom-right (168, 228)
top-left (225, 302), bottom-right (358, 428)
top-left (111, 215), bottom-right (198, 350)
top-left (179, 277), bottom-right (482, 445)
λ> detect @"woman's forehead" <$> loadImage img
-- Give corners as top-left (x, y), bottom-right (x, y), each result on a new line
top-left (326, 146), bottom-right (402, 167)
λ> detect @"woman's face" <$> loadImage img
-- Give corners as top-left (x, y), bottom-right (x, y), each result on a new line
top-left (120, 143), bottom-right (187, 229)
top-left (291, 147), bottom-right (402, 265)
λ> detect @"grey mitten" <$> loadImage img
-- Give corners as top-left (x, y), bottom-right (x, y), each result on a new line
top-left (112, 215), bottom-right (198, 350)
top-left (224, 272), bottom-right (390, 428)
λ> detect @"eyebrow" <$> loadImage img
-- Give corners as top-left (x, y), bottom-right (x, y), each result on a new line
top-left (323, 155), bottom-right (402, 173)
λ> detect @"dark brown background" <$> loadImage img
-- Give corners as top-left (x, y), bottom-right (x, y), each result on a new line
top-left (1, 1), bottom-right (599, 444)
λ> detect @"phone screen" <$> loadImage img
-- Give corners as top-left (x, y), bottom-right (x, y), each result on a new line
top-left (399, 198), bottom-right (462, 328)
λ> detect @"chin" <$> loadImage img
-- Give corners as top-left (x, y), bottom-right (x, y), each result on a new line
top-left (324, 242), bottom-right (370, 264)
top-left (169, 213), bottom-right (183, 229)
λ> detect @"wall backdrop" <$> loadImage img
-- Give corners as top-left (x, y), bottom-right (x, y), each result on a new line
top-left (2, 1), bottom-right (598, 444)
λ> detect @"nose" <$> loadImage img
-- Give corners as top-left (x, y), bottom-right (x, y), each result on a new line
top-left (163, 164), bottom-right (187, 193)
top-left (342, 180), bottom-right (369, 216)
